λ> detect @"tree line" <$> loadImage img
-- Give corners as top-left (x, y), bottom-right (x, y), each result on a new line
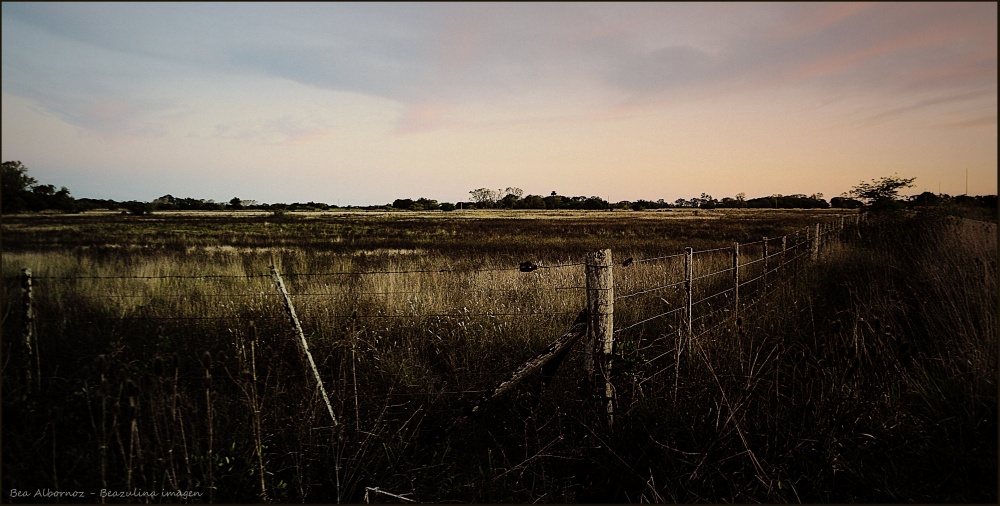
top-left (2, 161), bottom-right (996, 219)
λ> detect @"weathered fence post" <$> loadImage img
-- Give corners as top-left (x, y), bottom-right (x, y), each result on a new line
top-left (21, 268), bottom-right (40, 393)
top-left (271, 265), bottom-right (339, 428)
top-left (811, 223), bottom-right (821, 261)
top-left (684, 247), bottom-right (693, 353)
top-left (732, 242), bottom-right (740, 326)
top-left (585, 249), bottom-right (614, 428)
top-left (762, 237), bottom-right (769, 297)
top-left (781, 236), bottom-right (788, 268)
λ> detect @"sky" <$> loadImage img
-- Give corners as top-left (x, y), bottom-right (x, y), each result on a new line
top-left (2, 2), bottom-right (996, 206)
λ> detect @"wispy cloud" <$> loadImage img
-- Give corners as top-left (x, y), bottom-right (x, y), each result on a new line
top-left (944, 115), bottom-right (997, 129)
top-left (211, 116), bottom-right (334, 146)
top-left (857, 88), bottom-right (996, 127)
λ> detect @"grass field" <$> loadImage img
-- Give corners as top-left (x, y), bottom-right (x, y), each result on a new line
top-left (2, 208), bottom-right (995, 502)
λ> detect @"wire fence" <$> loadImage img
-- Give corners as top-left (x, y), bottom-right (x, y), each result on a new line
top-left (6, 217), bottom-right (856, 343)
top-left (4, 216), bottom-right (858, 421)
top-left (1, 214), bottom-right (863, 502)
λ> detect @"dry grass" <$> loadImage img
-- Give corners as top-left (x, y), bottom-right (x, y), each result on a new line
top-left (2, 209), bottom-right (993, 502)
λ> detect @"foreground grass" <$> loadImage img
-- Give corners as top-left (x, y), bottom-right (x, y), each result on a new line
top-left (2, 209), bottom-right (994, 502)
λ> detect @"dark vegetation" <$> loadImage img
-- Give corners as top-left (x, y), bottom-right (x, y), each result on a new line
top-left (2, 207), bottom-right (995, 502)
top-left (6, 161), bottom-right (994, 217)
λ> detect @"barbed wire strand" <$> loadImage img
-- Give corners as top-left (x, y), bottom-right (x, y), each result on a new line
top-left (691, 245), bottom-right (734, 255)
top-left (614, 306), bottom-right (684, 334)
top-left (737, 272), bottom-right (767, 289)
top-left (632, 252), bottom-right (687, 265)
top-left (20, 260), bottom-right (586, 282)
top-left (30, 273), bottom-right (272, 280)
top-left (615, 279), bottom-right (685, 301)
top-left (692, 265), bottom-right (734, 282)
top-left (283, 261), bottom-right (585, 278)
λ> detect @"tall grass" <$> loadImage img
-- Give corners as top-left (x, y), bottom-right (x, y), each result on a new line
top-left (3, 209), bottom-right (993, 502)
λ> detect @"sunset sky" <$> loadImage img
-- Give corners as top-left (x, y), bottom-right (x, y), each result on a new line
top-left (2, 2), bottom-right (996, 206)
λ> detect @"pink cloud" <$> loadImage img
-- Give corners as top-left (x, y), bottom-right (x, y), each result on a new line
top-left (944, 115), bottom-right (997, 129)
top-left (211, 117), bottom-right (333, 146)
top-left (769, 2), bottom-right (875, 42)
top-left (394, 102), bottom-right (448, 134)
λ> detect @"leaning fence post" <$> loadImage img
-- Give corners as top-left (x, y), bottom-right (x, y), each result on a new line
top-left (781, 236), bottom-right (787, 268)
top-left (811, 223), bottom-right (821, 261)
top-left (271, 265), bottom-right (339, 428)
top-left (684, 247), bottom-right (693, 353)
top-left (585, 249), bottom-right (614, 428)
top-left (21, 268), bottom-right (39, 393)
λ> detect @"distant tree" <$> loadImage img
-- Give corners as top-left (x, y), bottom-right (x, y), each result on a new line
top-left (77, 198), bottom-right (120, 211)
top-left (745, 194), bottom-right (829, 209)
top-left (2, 161), bottom-right (80, 213)
top-left (699, 193), bottom-right (717, 209)
top-left (503, 187), bottom-right (524, 199)
top-left (440, 202), bottom-right (457, 211)
top-left (848, 174), bottom-right (916, 213)
top-left (724, 193), bottom-right (748, 208)
top-left (522, 195), bottom-right (546, 209)
top-left (469, 188), bottom-right (499, 208)
top-left (52, 186), bottom-right (76, 212)
top-left (2, 160), bottom-right (38, 213)
top-left (415, 197), bottom-right (440, 210)
top-left (909, 191), bottom-right (943, 207)
top-left (582, 196), bottom-right (609, 210)
top-left (830, 196), bottom-right (863, 209)
top-left (392, 198), bottom-right (415, 210)
top-left (544, 193), bottom-right (564, 209)
top-left (153, 195), bottom-right (178, 210)
top-left (229, 197), bottom-right (244, 210)
top-left (122, 200), bottom-right (153, 215)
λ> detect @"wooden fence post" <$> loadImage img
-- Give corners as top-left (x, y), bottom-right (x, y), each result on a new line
top-left (21, 268), bottom-right (39, 393)
top-left (732, 242), bottom-right (740, 326)
top-left (271, 266), bottom-right (339, 428)
top-left (762, 237), bottom-right (769, 297)
top-left (585, 249), bottom-right (614, 428)
top-left (781, 236), bottom-right (787, 268)
top-left (811, 223), bottom-right (820, 261)
top-left (684, 247), bottom-right (693, 353)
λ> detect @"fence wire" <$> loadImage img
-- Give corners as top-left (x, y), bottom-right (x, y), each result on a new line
top-left (8, 217), bottom-right (852, 364)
